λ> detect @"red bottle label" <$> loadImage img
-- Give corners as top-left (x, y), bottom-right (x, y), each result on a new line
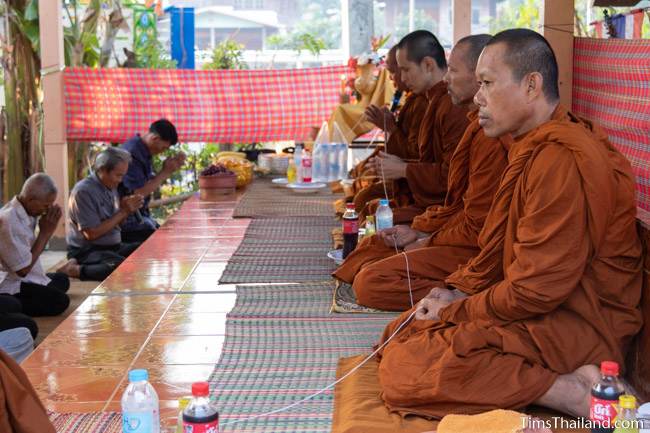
top-left (590, 396), bottom-right (618, 425)
top-left (184, 419), bottom-right (219, 433)
top-left (343, 219), bottom-right (358, 234)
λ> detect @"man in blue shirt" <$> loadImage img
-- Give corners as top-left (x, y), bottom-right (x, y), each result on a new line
top-left (120, 119), bottom-right (186, 244)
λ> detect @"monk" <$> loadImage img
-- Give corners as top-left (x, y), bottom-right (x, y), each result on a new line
top-left (348, 46), bottom-right (428, 209)
top-left (0, 350), bottom-right (56, 432)
top-left (334, 34), bottom-right (510, 312)
top-left (360, 30), bottom-right (469, 224)
top-left (374, 29), bottom-right (642, 421)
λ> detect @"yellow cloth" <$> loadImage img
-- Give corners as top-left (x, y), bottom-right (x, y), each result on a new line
top-left (437, 410), bottom-right (526, 433)
top-left (328, 68), bottom-right (396, 143)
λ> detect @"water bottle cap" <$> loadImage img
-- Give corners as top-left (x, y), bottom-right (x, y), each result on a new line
top-left (379, 199), bottom-right (389, 206)
top-left (366, 216), bottom-right (374, 222)
top-left (600, 361), bottom-right (619, 376)
top-left (619, 394), bottom-right (637, 409)
top-left (128, 369), bottom-right (148, 382)
top-left (192, 381), bottom-right (210, 397)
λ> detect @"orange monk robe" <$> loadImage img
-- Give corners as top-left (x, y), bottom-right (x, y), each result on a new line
top-left (0, 350), bottom-right (56, 433)
top-left (374, 106), bottom-right (643, 419)
top-left (334, 111), bottom-right (510, 310)
top-left (350, 93), bottom-right (428, 208)
top-left (359, 81), bottom-right (470, 223)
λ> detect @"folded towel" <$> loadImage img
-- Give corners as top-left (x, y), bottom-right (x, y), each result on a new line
top-left (438, 409), bottom-right (527, 433)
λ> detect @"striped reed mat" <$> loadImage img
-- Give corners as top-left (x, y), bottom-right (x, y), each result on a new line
top-left (208, 283), bottom-right (397, 432)
top-left (219, 217), bottom-right (338, 284)
top-left (50, 411), bottom-right (121, 433)
top-left (233, 178), bottom-right (341, 218)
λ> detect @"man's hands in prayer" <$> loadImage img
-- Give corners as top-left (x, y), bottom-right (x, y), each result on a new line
top-left (370, 152), bottom-right (408, 180)
top-left (415, 287), bottom-right (467, 321)
top-left (38, 205), bottom-right (62, 237)
top-left (364, 105), bottom-right (397, 133)
top-left (162, 152), bottom-right (187, 175)
top-left (378, 225), bottom-right (419, 249)
top-left (120, 195), bottom-right (144, 214)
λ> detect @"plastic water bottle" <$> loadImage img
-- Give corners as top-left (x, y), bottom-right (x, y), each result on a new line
top-left (328, 143), bottom-right (340, 182)
top-left (294, 144), bottom-right (303, 182)
top-left (365, 216), bottom-right (376, 237)
top-left (337, 143), bottom-right (348, 180)
top-left (121, 369), bottom-right (160, 433)
top-left (312, 143), bottom-right (327, 182)
top-left (183, 382), bottom-right (219, 433)
top-left (591, 361), bottom-right (625, 433)
top-left (375, 199), bottom-right (393, 231)
top-left (613, 395), bottom-right (639, 433)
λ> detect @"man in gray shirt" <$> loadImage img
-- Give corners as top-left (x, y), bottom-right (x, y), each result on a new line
top-left (66, 147), bottom-right (144, 281)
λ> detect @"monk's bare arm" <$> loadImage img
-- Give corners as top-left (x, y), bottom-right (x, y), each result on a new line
top-left (439, 145), bottom-right (590, 323)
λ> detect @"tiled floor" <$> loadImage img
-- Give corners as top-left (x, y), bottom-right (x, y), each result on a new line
top-left (21, 193), bottom-right (247, 430)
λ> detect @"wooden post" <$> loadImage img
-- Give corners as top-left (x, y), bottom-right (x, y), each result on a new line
top-left (542, 0), bottom-right (574, 108)
top-left (452, 0), bottom-right (472, 44)
top-left (39, 0), bottom-right (69, 249)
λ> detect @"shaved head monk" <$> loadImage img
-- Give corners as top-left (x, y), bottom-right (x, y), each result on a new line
top-left (334, 34), bottom-right (510, 311)
top-left (373, 29), bottom-right (642, 420)
top-left (349, 46), bottom-right (428, 204)
top-left (358, 30), bottom-right (469, 223)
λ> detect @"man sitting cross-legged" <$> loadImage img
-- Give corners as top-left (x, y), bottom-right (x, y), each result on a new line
top-left (334, 34), bottom-right (510, 311)
top-left (374, 29), bottom-right (642, 421)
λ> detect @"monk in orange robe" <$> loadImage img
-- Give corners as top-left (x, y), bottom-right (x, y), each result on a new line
top-left (374, 29), bottom-right (642, 421)
top-left (349, 46), bottom-right (428, 209)
top-left (334, 35), bottom-right (509, 311)
top-left (360, 30), bottom-right (469, 224)
top-left (0, 350), bottom-right (56, 432)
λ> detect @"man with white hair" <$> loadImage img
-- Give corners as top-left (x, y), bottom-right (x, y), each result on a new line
top-left (65, 147), bottom-right (144, 281)
top-left (0, 173), bottom-right (71, 316)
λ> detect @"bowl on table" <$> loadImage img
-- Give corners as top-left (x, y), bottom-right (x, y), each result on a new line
top-left (327, 249), bottom-right (343, 265)
top-left (271, 177), bottom-right (289, 187)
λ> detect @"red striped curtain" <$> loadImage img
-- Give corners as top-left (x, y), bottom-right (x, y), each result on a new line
top-left (572, 37), bottom-right (650, 226)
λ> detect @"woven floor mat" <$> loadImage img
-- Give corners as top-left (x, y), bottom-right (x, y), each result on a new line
top-left (50, 411), bottom-right (121, 433)
top-left (331, 280), bottom-right (389, 314)
top-left (230, 283), bottom-right (396, 320)
top-left (233, 178), bottom-right (341, 218)
top-left (208, 283), bottom-right (397, 432)
top-left (220, 217), bottom-right (338, 284)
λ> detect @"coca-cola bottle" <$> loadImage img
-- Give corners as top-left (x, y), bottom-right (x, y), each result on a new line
top-left (183, 382), bottom-right (219, 433)
top-left (342, 203), bottom-right (358, 259)
top-left (591, 361), bottom-right (625, 433)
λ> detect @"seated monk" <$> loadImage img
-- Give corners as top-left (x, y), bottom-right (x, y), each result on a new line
top-left (348, 45), bottom-right (427, 208)
top-left (360, 30), bottom-right (469, 224)
top-left (334, 34), bottom-right (510, 311)
top-left (374, 29), bottom-right (643, 420)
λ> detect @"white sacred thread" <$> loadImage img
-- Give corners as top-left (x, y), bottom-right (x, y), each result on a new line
top-left (219, 309), bottom-right (418, 426)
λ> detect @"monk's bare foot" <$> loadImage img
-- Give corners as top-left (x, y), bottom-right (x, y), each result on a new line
top-left (57, 258), bottom-right (81, 279)
top-left (535, 364), bottom-right (600, 419)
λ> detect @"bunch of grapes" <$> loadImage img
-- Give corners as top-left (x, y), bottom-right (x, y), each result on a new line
top-left (200, 164), bottom-right (234, 177)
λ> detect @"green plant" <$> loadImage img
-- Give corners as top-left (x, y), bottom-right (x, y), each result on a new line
top-left (134, 37), bottom-right (176, 69)
top-left (202, 39), bottom-right (247, 70)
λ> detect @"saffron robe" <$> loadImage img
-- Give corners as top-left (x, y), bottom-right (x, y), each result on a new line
top-left (349, 92), bottom-right (428, 209)
top-left (334, 111), bottom-right (509, 311)
top-left (375, 106), bottom-right (643, 418)
top-left (0, 350), bottom-right (56, 433)
top-left (358, 81), bottom-right (469, 223)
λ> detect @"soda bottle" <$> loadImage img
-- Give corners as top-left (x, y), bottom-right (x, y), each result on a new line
top-left (176, 397), bottom-right (192, 433)
top-left (342, 203), bottom-right (358, 259)
top-left (365, 216), bottom-right (376, 237)
top-left (121, 369), bottom-right (160, 433)
top-left (301, 151), bottom-right (312, 183)
top-left (591, 361), bottom-right (625, 433)
top-left (375, 199), bottom-right (394, 231)
top-left (614, 395), bottom-right (639, 433)
top-left (286, 158), bottom-right (297, 184)
top-left (183, 382), bottom-right (219, 433)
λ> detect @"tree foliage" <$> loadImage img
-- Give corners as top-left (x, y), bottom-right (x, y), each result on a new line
top-left (202, 39), bottom-right (247, 70)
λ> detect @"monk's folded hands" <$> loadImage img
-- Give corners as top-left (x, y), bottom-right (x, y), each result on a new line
top-left (378, 225), bottom-right (419, 248)
top-left (415, 287), bottom-right (466, 320)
